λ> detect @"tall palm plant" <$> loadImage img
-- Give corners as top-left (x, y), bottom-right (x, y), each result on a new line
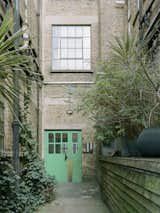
top-left (0, 10), bottom-right (34, 104)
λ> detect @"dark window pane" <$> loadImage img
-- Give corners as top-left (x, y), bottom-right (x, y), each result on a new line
top-left (48, 133), bottom-right (54, 142)
top-left (48, 144), bottom-right (54, 154)
top-left (72, 133), bottom-right (78, 143)
top-left (56, 144), bottom-right (61, 153)
top-left (0, 136), bottom-right (4, 151)
top-left (55, 133), bottom-right (61, 142)
top-left (62, 143), bottom-right (68, 153)
top-left (62, 133), bottom-right (68, 142)
top-left (73, 144), bottom-right (78, 154)
top-left (0, 122), bottom-right (4, 135)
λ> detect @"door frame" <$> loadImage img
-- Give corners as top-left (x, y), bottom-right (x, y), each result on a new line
top-left (44, 129), bottom-right (82, 183)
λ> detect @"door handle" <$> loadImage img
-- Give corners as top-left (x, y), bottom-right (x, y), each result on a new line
top-left (64, 152), bottom-right (68, 161)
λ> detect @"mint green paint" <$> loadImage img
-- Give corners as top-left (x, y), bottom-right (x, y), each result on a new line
top-left (44, 130), bottom-right (82, 183)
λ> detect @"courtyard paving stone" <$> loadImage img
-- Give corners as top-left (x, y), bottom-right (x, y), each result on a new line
top-left (37, 181), bottom-right (110, 213)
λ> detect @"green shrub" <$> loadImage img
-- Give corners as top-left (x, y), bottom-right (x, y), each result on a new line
top-left (0, 158), bottom-right (31, 213)
top-left (79, 36), bottom-right (160, 145)
top-left (20, 122), bottom-right (56, 211)
top-left (0, 123), bottom-right (56, 213)
top-left (21, 160), bottom-right (55, 207)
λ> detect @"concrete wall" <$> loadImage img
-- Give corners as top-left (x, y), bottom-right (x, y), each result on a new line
top-left (41, 0), bottom-right (126, 179)
top-left (99, 157), bottom-right (160, 213)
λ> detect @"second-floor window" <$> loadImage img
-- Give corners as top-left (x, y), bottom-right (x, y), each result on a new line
top-left (52, 25), bottom-right (91, 71)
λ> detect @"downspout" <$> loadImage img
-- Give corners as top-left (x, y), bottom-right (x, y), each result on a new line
top-left (97, 0), bottom-right (102, 61)
top-left (20, 0), bottom-right (29, 50)
top-left (139, 0), bottom-right (143, 43)
top-left (36, 0), bottom-right (41, 153)
top-left (12, 0), bottom-right (20, 174)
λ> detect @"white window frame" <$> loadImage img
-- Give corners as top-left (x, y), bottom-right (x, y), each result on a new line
top-left (52, 25), bottom-right (91, 71)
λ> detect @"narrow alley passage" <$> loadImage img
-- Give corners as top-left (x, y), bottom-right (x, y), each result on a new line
top-left (37, 181), bottom-right (110, 213)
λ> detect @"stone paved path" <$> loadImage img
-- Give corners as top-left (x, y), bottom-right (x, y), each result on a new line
top-left (37, 181), bottom-right (110, 213)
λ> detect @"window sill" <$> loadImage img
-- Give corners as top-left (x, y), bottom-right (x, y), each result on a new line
top-left (51, 70), bottom-right (93, 73)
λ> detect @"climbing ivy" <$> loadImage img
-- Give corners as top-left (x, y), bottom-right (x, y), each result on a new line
top-left (20, 76), bottom-right (56, 211)
top-left (0, 158), bottom-right (31, 213)
top-left (20, 122), bottom-right (56, 210)
top-left (0, 78), bottom-right (56, 212)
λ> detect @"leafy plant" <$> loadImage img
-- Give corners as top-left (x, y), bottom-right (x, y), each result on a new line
top-left (0, 10), bottom-right (55, 212)
top-left (0, 158), bottom-right (31, 213)
top-left (20, 122), bottom-right (56, 209)
top-left (0, 9), bottom-right (40, 105)
top-left (0, 117), bottom-right (55, 212)
top-left (19, 76), bottom-right (56, 211)
top-left (79, 35), bottom-right (160, 144)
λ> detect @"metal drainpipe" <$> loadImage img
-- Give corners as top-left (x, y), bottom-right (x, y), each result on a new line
top-left (97, 0), bottom-right (102, 61)
top-left (139, 0), bottom-right (143, 43)
top-left (36, 76), bottom-right (40, 154)
top-left (36, 0), bottom-right (41, 153)
top-left (12, 0), bottom-right (20, 174)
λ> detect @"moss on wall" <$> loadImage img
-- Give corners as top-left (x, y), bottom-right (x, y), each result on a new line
top-left (99, 157), bottom-right (160, 213)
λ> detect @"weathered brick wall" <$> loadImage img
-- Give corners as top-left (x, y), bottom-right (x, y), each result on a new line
top-left (0, 0), bottom-right (41, 154)
top-left (19, 0), bottom-right (40, 145)
top-left (41, 0), bottom-right (126, 179)
top-left (41, 0), bottom-right (99, 179)
top-left (99, 0), bottom-right (126, 60)
top-left (99, 157), bottom-right (160, 213)
top-left (20, 0), bottom-right (39, 54)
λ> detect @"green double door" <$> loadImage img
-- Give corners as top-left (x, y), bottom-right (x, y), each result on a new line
top-left (44, 130), bottom-right (82, 183)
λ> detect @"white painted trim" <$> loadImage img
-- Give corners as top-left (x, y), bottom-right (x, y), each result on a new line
top-left (115, 0), bottom-right (125, 4)
top-left (43, 81), bottom-right (94, 85)
top-left (115, 0), bottom-right (125, 7)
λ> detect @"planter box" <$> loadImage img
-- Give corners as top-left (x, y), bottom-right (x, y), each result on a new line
top-left (101, 142), bottom-right (115, 156)
top-left (101, 136), bottom-right (140, 157)
top-left (115, 136), bottom-right (140, 157)
top-left (137, 128), bottom-right (160, 157)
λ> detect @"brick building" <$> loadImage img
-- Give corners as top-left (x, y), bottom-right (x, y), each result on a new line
top-left (3, 0), bottom-right (159, 183)
top-left (0, 0), bottom-right (42, 156)
top-left (41, 0), bottom-right (126, 182)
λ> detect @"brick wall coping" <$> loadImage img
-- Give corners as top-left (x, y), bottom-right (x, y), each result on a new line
top-left (100, 156), bottom-right (160, 174)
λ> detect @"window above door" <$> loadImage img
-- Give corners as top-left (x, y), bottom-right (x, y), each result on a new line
top-left (52, 25), bottom-right (91, 71)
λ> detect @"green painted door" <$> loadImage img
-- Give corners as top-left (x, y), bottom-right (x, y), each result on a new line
top-left (44, 130), bottom-right (82, 183)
